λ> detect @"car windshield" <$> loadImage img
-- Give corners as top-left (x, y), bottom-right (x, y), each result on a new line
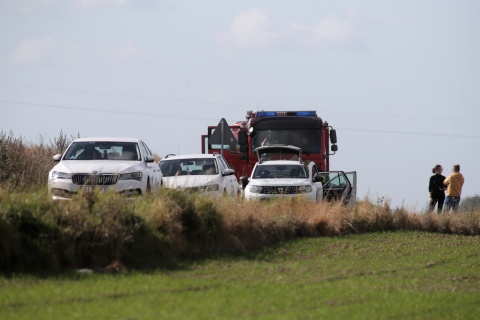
top-left (63, 142), bottom-right (141, 161)
top-left (256, 147), bottom-right (300, 162)
top-left (252, 129), bottom-right (321, 154)
top-left (252, 164), bottom-right (307, 179)
top-left (161, 158), bottom-right (218, 177)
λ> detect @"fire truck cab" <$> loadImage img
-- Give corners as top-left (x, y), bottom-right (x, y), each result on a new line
top-left (201, 110), bottom-right (356, 204)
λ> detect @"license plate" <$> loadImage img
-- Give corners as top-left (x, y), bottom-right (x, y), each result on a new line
top-left (80, 186), bottom-right (109, 193)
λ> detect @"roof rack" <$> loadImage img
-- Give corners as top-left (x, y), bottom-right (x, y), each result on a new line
top-left (258, 158), bottom-right (303, 164)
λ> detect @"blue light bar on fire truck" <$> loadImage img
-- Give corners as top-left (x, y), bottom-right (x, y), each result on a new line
top-left (256, 111), bottom-right (317, 117)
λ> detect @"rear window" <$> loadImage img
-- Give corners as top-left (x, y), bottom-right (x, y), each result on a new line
top-left (161, 158), bottom-right (218, 177)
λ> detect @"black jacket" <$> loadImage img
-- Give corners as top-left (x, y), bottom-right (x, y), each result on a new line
top-left (429, 174), bottom-right (446, 196)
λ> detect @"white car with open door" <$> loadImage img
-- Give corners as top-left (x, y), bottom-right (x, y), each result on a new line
top-left (314, 169), bottom-right (357, 205)
top-left (159, 153), bottom-right (239, 196)
top-left (48, 137), bottom-right (162, 200)
top-left (241, 145), bottom-right (324, 201)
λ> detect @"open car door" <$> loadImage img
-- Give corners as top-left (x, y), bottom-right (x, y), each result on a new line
top-left (317, 171), bottom-right (355, 205)
top-left (345, 171), bottom-right (357, 205)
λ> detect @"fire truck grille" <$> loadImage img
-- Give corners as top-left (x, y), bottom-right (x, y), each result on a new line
top-left (72, 174), bottom-right (119, 186)
top-left (260, 186), bottom-right (299, 194)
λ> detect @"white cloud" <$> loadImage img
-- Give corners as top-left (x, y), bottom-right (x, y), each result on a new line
top-left (287, 16), bottom-right (356, 48)
top-left (216, 8), bottom-right (280, 49)
top-left (217, 7), bottom-right (363, 52)
top-left (11, 36), bottom-right (57, 64)
top-left (11, 37), bottom-right (152, 68)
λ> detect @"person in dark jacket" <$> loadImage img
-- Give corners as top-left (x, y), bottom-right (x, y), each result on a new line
top-left (428, 164), bottom-right (446, 213)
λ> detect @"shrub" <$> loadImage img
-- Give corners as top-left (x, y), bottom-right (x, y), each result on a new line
top-left (1, 131), bottom-right (480, 274)
top-left (0, 130), bottom-right (77, 192)
top-left (1, 190), bottom-right (480, 274)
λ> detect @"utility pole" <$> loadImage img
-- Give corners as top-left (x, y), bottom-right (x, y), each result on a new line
top-left (220, 118), bottom-right (224, 157)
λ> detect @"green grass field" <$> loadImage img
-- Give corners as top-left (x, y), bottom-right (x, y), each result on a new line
top-left (1, 232), bottom-right (479, 320)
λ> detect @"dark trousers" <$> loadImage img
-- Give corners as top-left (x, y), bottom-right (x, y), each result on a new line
top-left (429, 193), bottom-right (445, 213)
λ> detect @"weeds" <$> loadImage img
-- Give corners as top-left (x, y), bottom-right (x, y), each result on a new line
top-left (0, 189), bottom-right (479, 274)
top-left (0, 131), bottom-right (479, 274)
top-left (0, 130), bottom-right (77, 192)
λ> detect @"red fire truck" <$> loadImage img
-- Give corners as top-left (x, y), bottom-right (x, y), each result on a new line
top-left (202, 110), bottom-right (356, 203)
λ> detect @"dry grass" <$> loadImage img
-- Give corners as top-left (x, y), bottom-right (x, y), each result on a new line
top-left (0, 130), bottom-right (76, 192)
top-left (212, 197), bottom-right (480, 252)
top-left (1, 131), bottom-right (479, 273)
top-left (1, 189), bottom-right (479, 274)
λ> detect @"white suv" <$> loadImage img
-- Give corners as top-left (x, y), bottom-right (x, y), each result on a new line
top-left (241, 146), bottom-right (323, 201)
top-left (48, 137), bottom-right (162, 200)
top-left (159, 153), bottom-right (239, 196)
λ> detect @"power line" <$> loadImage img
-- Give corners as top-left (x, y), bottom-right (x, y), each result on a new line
top-left (2, 98), bottom-right (479, 139)
top-left (337, 127), bottom-right (480, 140)
top-left (0, 99), bottom-right (220, 122)
top-left (0, 83), bottom-right (247, 108)
top-left (317, 109), bottom-right (480, 123)
top-left (1, 82), bottom-right (479, 123)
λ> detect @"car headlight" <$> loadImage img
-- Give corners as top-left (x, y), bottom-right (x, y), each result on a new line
top-left (298, 185), bottom-right (312, 193)
top-left (249, 185), bottom-right (263, 193)
top-left (51, 171), bottom-right (72, 179)
top-left (119, 172), bottom-right (143, 181)
top-left (200, 184), bottom-right (219, 192)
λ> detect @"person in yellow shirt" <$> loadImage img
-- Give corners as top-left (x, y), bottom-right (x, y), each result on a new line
top-left (443, 164), bottom-right (465, 212)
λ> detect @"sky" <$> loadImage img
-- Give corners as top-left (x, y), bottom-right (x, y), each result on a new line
top-left (1, 0), bottom-right (479, 209)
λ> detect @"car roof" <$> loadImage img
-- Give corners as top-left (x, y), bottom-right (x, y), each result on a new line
top-left (256, 160), bottom-right (304, 166)
top-left (161, 154), bottom-right (218, 161)
top-left (72, 137), bottom-right (142, 143)
top-left (254, 145), bottom-right (302, 153)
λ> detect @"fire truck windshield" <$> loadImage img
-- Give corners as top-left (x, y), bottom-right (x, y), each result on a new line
top-left (252, 129), bottom-right (321, 154)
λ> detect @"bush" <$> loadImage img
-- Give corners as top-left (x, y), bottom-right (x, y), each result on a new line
top-left (1, 131), bottom-right (479, 274)
top-left (0, 190), bottom-right (67, 272)
top-left (1, 190), bottom-right (480, 274)
top-left (0, 130), bottom-right (77, 192)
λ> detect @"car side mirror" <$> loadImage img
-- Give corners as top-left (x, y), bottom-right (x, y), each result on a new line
top-left (237, 129), bottom-right (248, 145)
top-left (240, 176), bottom-right (249, 190)
top-left (145, 155), bottom-right (155, 163)
top-left (53, 154), bottom-right (62, 162)
top-left (314, 175), bottom-right (324, 183)
top-left (330, 129), bottom-right (338, 144)
top-left (223, 168), bottom-right (235, 176)
top-left (331, 144), bottom-right (338, 152)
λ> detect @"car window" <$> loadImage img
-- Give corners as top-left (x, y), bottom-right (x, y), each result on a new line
top-left (63, 142), bottom-right (141, 161)
top-left (311, 164), bottom-right (319, 179)
top-left (252, 165), bottom-right (307, 179)
top-left (142, 142), bottom-right (152, 156)
top-left (218, 156), bottom-right (231, 170)
top-left (161, 158), bottom-right (219, 176)
top-left (321, 172), bottom-right (348, 187)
